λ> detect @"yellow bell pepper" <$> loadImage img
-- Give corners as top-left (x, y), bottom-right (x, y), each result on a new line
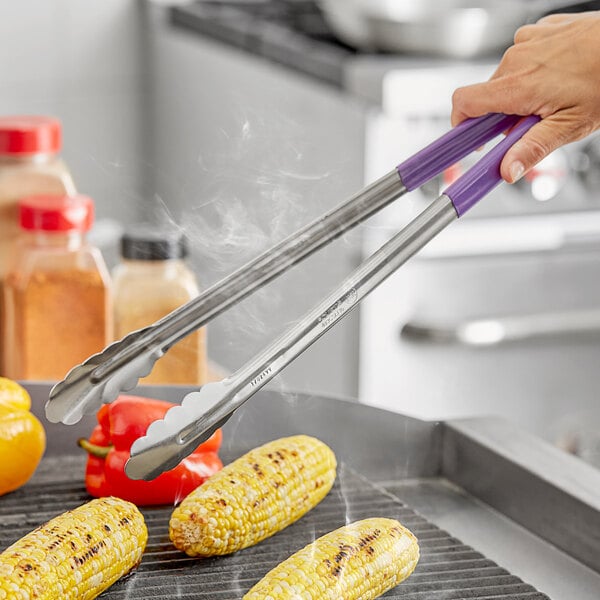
top-left (0, 377), bottom-right (46, 496)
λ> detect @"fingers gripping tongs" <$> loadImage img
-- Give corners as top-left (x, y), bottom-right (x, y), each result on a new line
top-left (46, 114), bottom-right (539, 480)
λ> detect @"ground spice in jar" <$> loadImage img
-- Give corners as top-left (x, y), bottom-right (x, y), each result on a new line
top-left (5, 269), bottom-right (110, 380)
top-left (116, 301), bottom-right (207, 386)
top-left (3, 195), bottom-right (112, 381)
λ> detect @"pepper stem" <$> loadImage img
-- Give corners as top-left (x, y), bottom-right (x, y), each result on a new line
top-left (78, 438), bottom-right (113, 458)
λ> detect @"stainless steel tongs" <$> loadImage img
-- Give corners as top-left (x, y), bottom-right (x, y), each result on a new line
top-left (46, 113), bottom-right (539, 480)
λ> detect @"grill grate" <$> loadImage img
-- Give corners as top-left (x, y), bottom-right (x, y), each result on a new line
top-left (0, 460), bottom-right (549, 599)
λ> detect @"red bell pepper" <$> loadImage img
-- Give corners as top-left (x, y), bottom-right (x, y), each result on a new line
top-left (79, 394), bottom-right (223, 506)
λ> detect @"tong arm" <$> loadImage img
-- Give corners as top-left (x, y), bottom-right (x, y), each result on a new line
top-left (126, 115), bottom-right (540, 480)
top-left (45, 113), bottom-right (527, 426)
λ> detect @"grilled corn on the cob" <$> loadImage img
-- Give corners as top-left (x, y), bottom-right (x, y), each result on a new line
top-left (0, 496), bottom-right (148, 599)
top-left (169, 434), bottom-right (337, 557)
top-left (244, 517), bottom-right (419, 599)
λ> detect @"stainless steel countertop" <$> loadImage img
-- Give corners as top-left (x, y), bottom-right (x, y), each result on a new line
top-left (387, 478), bottom-right (600, 600)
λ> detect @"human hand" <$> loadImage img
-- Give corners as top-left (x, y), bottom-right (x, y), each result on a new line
top-left (451, 12), bottom-right (600, 183)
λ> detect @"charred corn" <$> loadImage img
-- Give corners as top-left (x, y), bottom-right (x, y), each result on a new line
top-left (244, 517), bottom-right (419, 599)
top-left (0, 496), bottom-right (148, 599)
top-left (169, 434), bottom-right (337, 557)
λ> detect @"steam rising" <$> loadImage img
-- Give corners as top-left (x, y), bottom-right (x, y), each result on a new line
top-left (146, 111), bottom-right (336, 382)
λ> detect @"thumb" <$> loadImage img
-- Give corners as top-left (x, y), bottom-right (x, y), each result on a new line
top-left (500, 118), bottom-right (567, 183)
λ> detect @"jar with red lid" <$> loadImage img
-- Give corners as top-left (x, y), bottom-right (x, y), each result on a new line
top-left (3, 195), bottom-right (112, 381)
top-left (0, 115), bottom-right (76, 374)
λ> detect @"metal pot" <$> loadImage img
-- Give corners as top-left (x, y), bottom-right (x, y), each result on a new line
top-left (318, 0), bottom-right (596, 57)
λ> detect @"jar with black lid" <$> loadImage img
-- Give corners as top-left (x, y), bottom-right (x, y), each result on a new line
top-left (112, 226), bottom-right (208, 385)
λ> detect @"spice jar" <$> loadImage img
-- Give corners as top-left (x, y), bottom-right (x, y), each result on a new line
top-left (0, 116), bottom-right (76, 373)
top-left (3, 195), bottom-right (112, 381)
top-left (112, 226), bottom-right (208, 386)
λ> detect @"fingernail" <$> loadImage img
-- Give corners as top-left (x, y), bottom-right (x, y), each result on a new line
top-left (509, 161), bottom-right (525, 183)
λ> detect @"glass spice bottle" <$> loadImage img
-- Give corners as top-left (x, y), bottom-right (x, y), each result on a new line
top-left (3, 195), bottom-right (112, 381)
top-left (0, 116), bottom-right (76, 373)
top-left (112, 226), bottom-right (208, 386)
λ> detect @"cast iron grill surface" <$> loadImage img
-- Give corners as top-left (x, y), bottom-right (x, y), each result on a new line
top-left (0, 458), bottom-right (549, 599)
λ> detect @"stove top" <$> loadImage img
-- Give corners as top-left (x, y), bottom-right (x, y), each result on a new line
top-left (171, 0), bottom-right (361, 86)
top-left (171, 1), bottom-right (600, 89)
top-left (11, 383), bottom-right (600, 600)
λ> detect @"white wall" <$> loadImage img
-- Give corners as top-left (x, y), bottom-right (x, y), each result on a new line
top-left (0, 0), bottom-right (148, 233)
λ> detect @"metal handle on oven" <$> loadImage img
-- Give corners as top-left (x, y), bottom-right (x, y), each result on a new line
top-left (401, 308), bottom-right (600, 347)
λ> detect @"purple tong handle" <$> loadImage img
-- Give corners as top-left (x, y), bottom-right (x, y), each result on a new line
top-left (445, 115), bottom-right (541, 217)
top-left (397, 112), bottom-right (521, 192)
